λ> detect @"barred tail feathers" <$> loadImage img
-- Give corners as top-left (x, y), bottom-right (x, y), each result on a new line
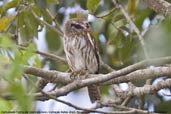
top-left (87, 85), bottom-right (100, 103)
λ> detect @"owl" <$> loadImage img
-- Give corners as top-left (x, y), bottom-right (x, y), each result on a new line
top-left (63, 18), bottom-right (100, 103)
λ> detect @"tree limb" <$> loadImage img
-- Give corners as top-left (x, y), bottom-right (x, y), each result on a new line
top-left (143, 0), bottom-right (171, 16)
top-left (23, 57), bottom-right (171, 100)
top-left (24, 66), bottom-right (71, 84)
top-left (24, 56), bottom-right (171, 85)
top-left (105, 66), bottom-right (171, 84)
top-left (113, 79), bottom-right (171, 99)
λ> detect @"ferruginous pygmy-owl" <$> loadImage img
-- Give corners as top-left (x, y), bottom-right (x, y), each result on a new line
top-left (63, 18), bottom-right (101, 103)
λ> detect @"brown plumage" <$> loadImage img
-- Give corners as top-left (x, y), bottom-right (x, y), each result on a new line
top-left (63, 18), bottom-right (100, 103)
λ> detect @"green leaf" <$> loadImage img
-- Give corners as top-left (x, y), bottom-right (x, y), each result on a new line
top-left (47, 0), bottom-right (59, 4)
top-left (34, 0), bottom-right (47, 10)
top-left (0, 16), bottom-right (14, 31)
top-left (87, 0), bottom-right (100, 13)
top-left (0, 99), bottom-right (12, 111)
top-left (42, 10), bottom-right (53, 24)
top-left (155, 101), bottom-right (171, 113)
top-left (4, 0), bottom-right (21, 10)
top-left (0, 6), bottom-right (3, 14)
top-left (0, 33), bottom-right (13, 48)
top-left (46, 29), bottom-right (61, 51)
top-left (145, 17), bottom-right (171, 58)
top-left (17, 10), bottom-right (40, 43)
top-left (31, 5), bottom-right (42, 17)
top-left (127, 0), bottom-right (137, 16)
top-left (21, 44), bottom-right (35, 65)
top-left (10, 82), bottom-right (33, 110)
top-left (135, 9), bottom-right (152, 30)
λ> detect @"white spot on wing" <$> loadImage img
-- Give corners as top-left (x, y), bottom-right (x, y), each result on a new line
top-left (87, 33), bottom-right (94, 49)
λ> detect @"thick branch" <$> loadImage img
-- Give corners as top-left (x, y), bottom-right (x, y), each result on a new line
top-left (26, 58), bottom-right (171, 100)
top-left (143, 0), bottom-right (171, 16)
top-left (113, 79), bottom-right (171, 98)
top-left (22, 56), bottom-right (171, 101)
top-left (24, 56), bottom-right (171, 85)
top-left (105, 66), bottom-right (171, 84)
top-left (2, 57), bottom-right (171, 102)
top-left (24, 66), bottom-right (71, 84)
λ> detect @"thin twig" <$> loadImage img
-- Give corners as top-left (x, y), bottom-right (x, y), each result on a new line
top-left (40, 90), bottom-right (124, 114)
top-left (30, 8), bottom-right (63, 37)
top-left (100, 57), bottom-right (115, 72)
top-left (96, 8), bottom-right (116, 18)
top-left (112, 0), bottom-right (149, 59)
top-left (102, 102), bottom-right (160, 114)
top-left (46, 9), bottom-right (63, 34)
top-left (121, 96), bottom-right (132, 106)
top-left (19, 46), bottom-right (66, 63)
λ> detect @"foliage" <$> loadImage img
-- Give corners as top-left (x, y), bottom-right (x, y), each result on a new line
top-left (0, 0), bottom-right (171, 113)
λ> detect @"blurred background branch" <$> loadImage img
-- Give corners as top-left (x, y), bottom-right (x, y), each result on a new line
top-left (143, 0), bottom-right (171, 16)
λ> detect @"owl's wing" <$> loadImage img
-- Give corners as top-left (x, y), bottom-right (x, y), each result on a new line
top-left (86, 31), bottom-right (100, 73)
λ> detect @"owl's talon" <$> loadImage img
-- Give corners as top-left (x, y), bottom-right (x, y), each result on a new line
top-left (70, 71), bottom-right (80, 80)
top-left (70, 70), bottom-right (88, 80)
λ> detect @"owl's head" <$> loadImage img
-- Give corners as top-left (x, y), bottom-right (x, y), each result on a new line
top-left (64, 18), bottom-right (91, 36)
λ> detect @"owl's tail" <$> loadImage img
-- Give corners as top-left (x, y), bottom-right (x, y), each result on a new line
top-left (87, 85), bottom-right (101, 103)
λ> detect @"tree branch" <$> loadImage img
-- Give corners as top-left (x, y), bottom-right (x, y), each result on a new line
top-left (23, 57), bottom-right (171, 100)
top-left (113, 79), bottom-right (171, 98)
top-left (143, 0), bottom-right (171, 16)
top-left (24, 66), bottom-right (71, 84)
top-left (105, 66), bottom-right (171, 84)
top-left (24, 56), bottom-right (171, 85)
top-left (19, 46), bottom-right (66, 63)
top-left (101, 102), bottom-right (160, 114)
top-left (30, 8), bottom-right (63, 37)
